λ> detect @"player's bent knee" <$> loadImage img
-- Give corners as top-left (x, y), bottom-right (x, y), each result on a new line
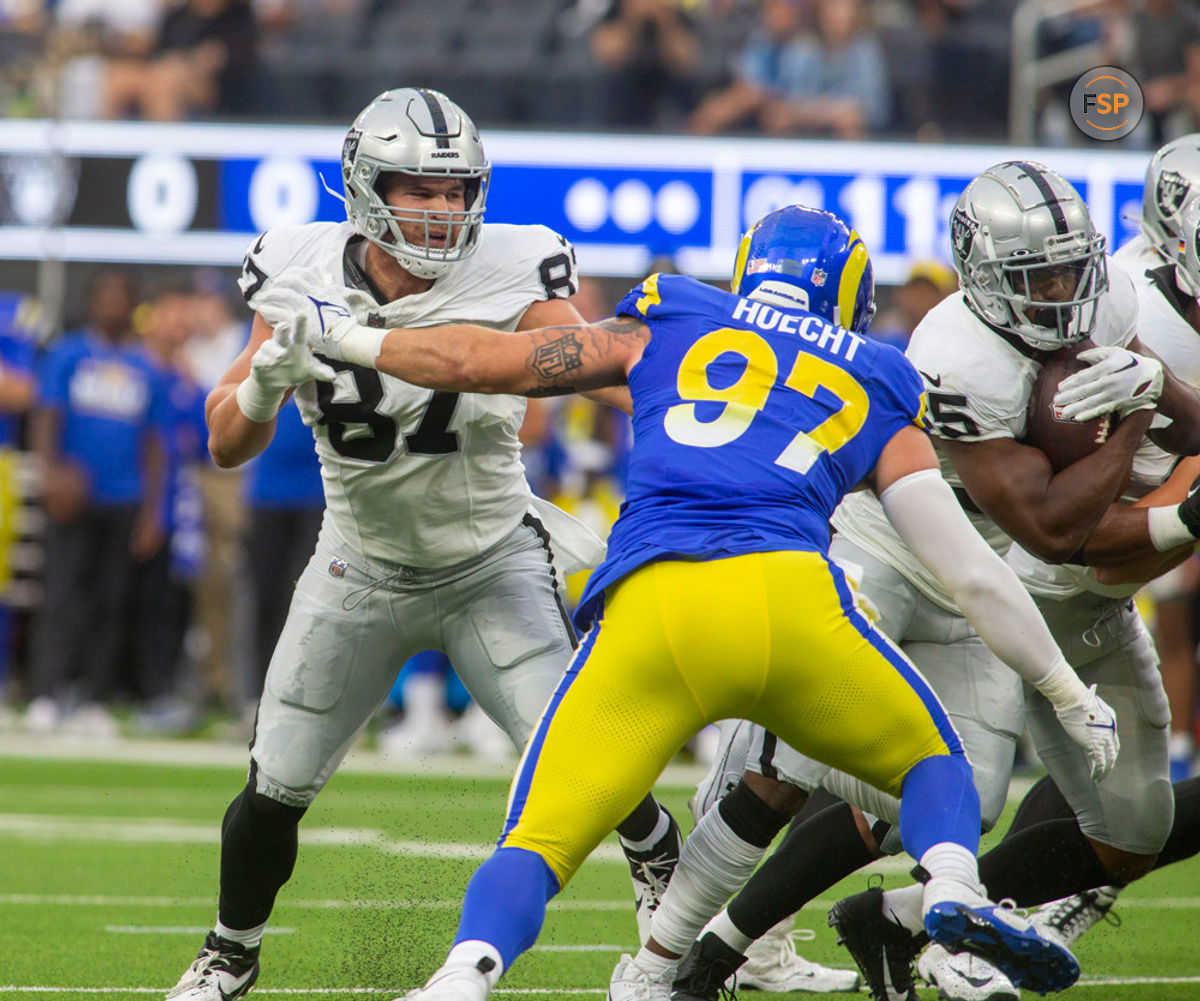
top-left (246, 787), bottom-right (308, 825)
top-left (717, 778), bottom-right (792, 848)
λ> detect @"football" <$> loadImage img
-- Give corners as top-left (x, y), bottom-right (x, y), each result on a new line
top-left (1024, 339), bottom-right (1118, 472)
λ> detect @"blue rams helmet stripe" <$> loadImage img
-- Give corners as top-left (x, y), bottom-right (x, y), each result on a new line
top-left (732, 205), bottom-right (876, 333)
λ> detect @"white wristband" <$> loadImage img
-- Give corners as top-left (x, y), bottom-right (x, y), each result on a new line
top-left (1033, 656), bottom-right (1088, 710)
top-left (1147, 504), bottom-right (1196, 552)
top-left (235, 377), bottom-right (285, 423)
top-left (338, 325), bottom-right (388, 368)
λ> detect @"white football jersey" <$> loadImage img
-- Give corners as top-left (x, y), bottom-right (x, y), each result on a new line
top-left (832, 264), bottom-right (1138, 610)
top-left (1113, 232), bottom-right (1166, 274)
top-left (238, 220), bottom-right (580, 568)
top-left (1010, 255), bottom-right (1200, 597)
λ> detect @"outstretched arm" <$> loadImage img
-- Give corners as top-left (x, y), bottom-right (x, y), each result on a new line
top-left (365, 316), bottom-right (650, 397)
top-left (872, 425), bottom-right (1119, 780)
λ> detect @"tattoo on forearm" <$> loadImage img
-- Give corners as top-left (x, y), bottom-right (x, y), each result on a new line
top-left (531, 332), bottom-right (584, 380)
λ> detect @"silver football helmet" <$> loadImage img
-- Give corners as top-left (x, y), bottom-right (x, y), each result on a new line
top-left (341, 87), bottom-right (491, 279)
top-left (1140, 134), bottom-right (1200, 264)
top-left (950, 161), bottom-right (1107, 350)
top-left (1171, 194), bottom-right (1200, 299)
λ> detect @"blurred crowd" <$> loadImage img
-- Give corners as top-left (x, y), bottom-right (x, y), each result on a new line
top-left (0, 0), bottom-right (1196, 143)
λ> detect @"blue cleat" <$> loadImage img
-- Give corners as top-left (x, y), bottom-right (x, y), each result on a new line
top-left (921, 897), bottom-right (1084, 988)
top-left (924, 900), bottom-right (1080, 995)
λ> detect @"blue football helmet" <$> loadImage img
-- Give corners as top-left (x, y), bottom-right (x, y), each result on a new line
top-left (731, 205), bottom-right (876, 333)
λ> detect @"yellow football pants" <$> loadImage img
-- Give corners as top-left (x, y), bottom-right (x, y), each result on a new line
top-left (499, 550), bottom-right (960, 886)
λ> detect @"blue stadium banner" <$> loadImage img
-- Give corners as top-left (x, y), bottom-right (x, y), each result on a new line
top-left (0, 121), bottom-right (1151, 283)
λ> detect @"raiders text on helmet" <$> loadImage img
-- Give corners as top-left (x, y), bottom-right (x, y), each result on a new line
top-left (731, 204), bottom-right (876, 334)
top-left (341, 88), bottom-right (491, 279)
top-left (950, 161), bottom-right (1107, 350)
top-left (1141, 134), bottom-right (1200, 264)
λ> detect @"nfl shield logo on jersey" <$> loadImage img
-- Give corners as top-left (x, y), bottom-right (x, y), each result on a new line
top-left (811, 268), bottom-right (827, 287)
top-left (329, 557), bottom-right (348, 579)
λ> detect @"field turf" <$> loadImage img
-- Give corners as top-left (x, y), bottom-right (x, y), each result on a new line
top-left (0, 737), bottom-right (1196, 999)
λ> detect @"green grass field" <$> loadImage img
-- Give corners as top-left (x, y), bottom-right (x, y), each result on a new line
top-left (1, 739), bottom-right (1197, 1000)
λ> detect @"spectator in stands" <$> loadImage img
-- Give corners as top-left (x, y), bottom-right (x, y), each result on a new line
top-left (240, 398), bottom-right (322, 709)
top-left (134, 285), bottom-right (209, 731)
top-left (44, 0), bottom-right (160, 119)
top-left (758, 0), bottom-right (888, 139)
top-left (25, 268), bottom-right (169, 737)
top-left (589, 0), bottom-right (704, 129)
top-left (687, 0), bottom-right (809, 136)
top-left (101, 0), bottom-right (258, 121)
top-left (1129, 0), bottom-right (1200, 143)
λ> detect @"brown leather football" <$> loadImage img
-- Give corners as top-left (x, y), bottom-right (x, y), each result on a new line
top-left (1024, 339), bottom-right (1118, 472)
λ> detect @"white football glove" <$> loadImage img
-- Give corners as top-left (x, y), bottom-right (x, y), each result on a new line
top-left (1054, 683), bottom-right (1120, 782)
top-left (1052, 345), bottom-right (1164, 423)
top-left (252, 271), bottom-right (385, 367)
top-left (248, 320), bottom-right (337, 391)
top-left (235, 309), bottom-right (338, 423)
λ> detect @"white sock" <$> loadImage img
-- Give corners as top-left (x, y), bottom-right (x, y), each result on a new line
top-left (650, 804), bottom-right (768, 955)
top-left (445, 941), bottom-right (504, 986)
top-left (703, 909), bottom-right (753, 954)
top-left (919, 842), bottom-right (987, 916)
top-left (214, 920), bottom-right (267, 949)
top-left (630, 947), bottom-right (679, 977)
top-left (621, 808), bottom-right (671, 853)
top-left (880, 884), bottom-right (925, 935)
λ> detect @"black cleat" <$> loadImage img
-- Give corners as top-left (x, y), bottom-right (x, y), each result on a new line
top-left (828, 887), bottom-right (924, 1001)
top-left (166, 931), bottom-right (260, 1001)
top-left (671, 932), bottom-right (746, 1001)
top-left (625, 808), bottom-right (683, 944)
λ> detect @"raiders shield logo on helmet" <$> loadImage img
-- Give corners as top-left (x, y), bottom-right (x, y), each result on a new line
top-left (950, 207), bottom-right (978, 264)
top-left (1156, 170), bottom-right (1189, 222)
top-left (341, 129), bottom-right (362, 181)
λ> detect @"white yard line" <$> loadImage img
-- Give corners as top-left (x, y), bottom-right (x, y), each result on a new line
top-left (5, 977), bottom-right (1200, 995)
top-left (0, 734), bottom-right (708, 787)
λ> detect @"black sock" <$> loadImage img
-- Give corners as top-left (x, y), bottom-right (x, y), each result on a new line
top-left (1002, 774), bottom-right (1076, 840)
top-left (728, 801), bottom-right (876, 939)
top-left (616, 793), bottom-right (663, 843)
top-left (717, 778), bottom-right (791, 848)
top-left (978, 818), bottom-right (1109, 907)
top-left (1155, 775), bottom-right (1200, 868)
top-left (218, 782), bottom-right (307, 930)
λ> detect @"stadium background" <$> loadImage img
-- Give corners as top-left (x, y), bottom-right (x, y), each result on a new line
top-left (2, 1), bottom-right (1200, 997)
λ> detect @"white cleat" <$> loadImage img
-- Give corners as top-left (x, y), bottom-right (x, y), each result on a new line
top-left (916, 943), bottom-right (1017, 1001)
top-left (608, 953), bottom-right (676, 1001)
top-left (1031, 886), bottom-right (1120, 950)
top-left (402, 959), bottom-right (495, 1001)
top-left (737, 923), bottom-right (862, 993)
top-left (166, 932), bottom-right (260, 1001)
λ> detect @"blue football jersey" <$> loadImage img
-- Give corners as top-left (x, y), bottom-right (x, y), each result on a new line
top-left (574, 273), bottom-right (928, 629)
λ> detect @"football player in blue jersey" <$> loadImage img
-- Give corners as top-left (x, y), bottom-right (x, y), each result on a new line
top-left (256, 205), bottom-right (1120, 1001)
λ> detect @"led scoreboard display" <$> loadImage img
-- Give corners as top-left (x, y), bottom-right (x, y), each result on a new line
top-left (0, 121), bottom-right (1151, 283)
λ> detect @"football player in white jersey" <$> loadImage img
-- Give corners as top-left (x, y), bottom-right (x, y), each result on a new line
top-left (1115, 133), bottom-right (1200, 274)
top-left (164, 88), bottom-right (681, 1001)
top-left (829, 162), bottom-right (1200, 1000)
top-left (909, 183), bottom-right (1200, 1001)
top-left (641, 162), bottom-right (1200, 1001)
top-left (1112, 133), bottom-right (1200, 785)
